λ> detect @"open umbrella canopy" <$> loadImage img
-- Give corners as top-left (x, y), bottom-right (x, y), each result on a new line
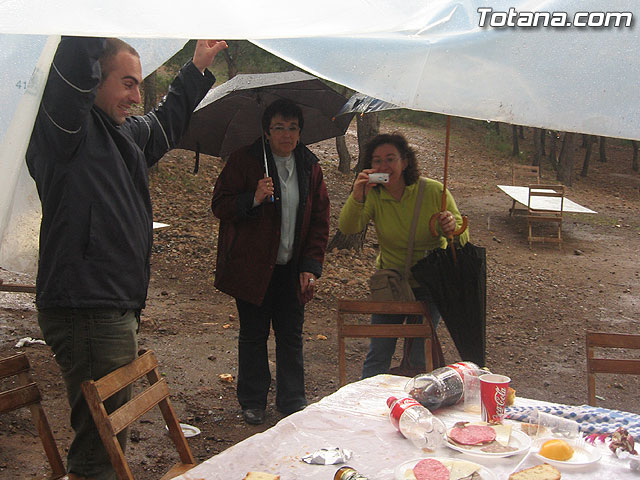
top-left (178, 71), bottom-right (353, 158)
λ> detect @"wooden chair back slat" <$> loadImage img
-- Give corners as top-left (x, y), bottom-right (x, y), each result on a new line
top-left (0, 383), bottom-right (41, 412)
top-left (109, 380), bottom-right (170, 435)
top-left (586, 331), bottom-right (640, 406)
top-left (93, 350), bottom-right (158, 400)
top-left (0, 353), bottom-right (30, 380)
top-left (337, 299), bottom-right (434, 386)
top-left (509, 164), bottom-right (540, 216)
top-left (81, 349), bottom-right (196, 480)
top-left (0, 352), bottom-right (66, 479)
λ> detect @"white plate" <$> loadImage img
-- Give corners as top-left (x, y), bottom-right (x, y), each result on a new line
top-left (446, 428), bottom-right (532, 458)
top-left (394, 457), bottom-right (497, 480)
top-left (533, 437), bottom-right (601, 468)
top-left (165, 423), bottom-right (201, 438)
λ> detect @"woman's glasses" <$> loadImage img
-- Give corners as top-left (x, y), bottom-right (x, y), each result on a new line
top-left (270, 125), bottom-right (300, 134)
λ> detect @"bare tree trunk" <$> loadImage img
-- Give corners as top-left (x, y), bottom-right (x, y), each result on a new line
top-left (632, 140), bottom-right (639, 172)
top-left (336, 135), bottom-right (352, 173)
top-left (581, 135), bottom-right (595, 177)
top-left (354, 113), bottom-right (380, 172)
top-left (540, 129), bottom-right (546, 156)
top-left (519, 126), bottom-right (524, 139)
top-left (327, 225), bottom-right (369, 252)
top-left (512, 125), bottom-right (520, 156)
top-left (143, 71), bottom-right (157, 113)
top-left (557, 132), bottom-right (576, 186)
top-left (548, 131), bottom-right (559, 170)
top-left (532, 128), bottom-right (543, 167)
top-left (329, 113), bottom-right (379, 251)
top-left (494, 122), bottom-right (500, 134)
top-left (598, 136), bottom-right (607, 162)
top-left (222, 47), bottom-right (238, 79)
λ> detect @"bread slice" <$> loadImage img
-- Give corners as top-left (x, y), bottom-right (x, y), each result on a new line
top-left (509, 463), bottom-right (561, 480)
top-left (242, 472), bottom-right (280, 480)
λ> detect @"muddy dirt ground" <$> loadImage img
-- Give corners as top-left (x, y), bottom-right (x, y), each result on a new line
top-left (1, 118), bottom-right (638, 479)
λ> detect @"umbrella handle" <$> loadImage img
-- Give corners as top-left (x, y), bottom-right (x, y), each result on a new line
top-left (429, 213), bottom-right (469, 264)
top-left (429, 213), bottom-right (468, 238)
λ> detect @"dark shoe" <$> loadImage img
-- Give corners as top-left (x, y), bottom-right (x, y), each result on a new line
top-left (276, 403), bottom-right (306, 416)
top-left (242, 408), bottom-right (266, 425)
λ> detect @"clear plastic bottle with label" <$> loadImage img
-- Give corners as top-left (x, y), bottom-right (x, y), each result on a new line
top-left (387, 396), bottom-right (447, 451)
top-left (404, 361), bottom-right (488, 411)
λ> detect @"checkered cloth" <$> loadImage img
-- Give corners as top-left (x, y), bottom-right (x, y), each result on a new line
top-left (506, 404), bottom-right (640, 441)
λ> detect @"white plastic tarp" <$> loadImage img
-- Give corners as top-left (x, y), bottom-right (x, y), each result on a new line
top-left (0, 0), bottom-right (639, 274)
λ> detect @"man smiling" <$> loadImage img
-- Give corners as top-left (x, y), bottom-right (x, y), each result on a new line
top-left (26, 37), bottom-right (226, 480)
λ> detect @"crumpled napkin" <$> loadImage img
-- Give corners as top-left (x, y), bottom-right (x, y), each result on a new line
top-left (302, 447), bottom-right (353, 465)
top-left (15, 337), bottom-right (46, 348)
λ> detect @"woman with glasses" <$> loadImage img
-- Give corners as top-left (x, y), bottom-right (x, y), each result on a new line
top-left (211, 99), bottom-right (330, 425)
top-left (338, 133), bottom-right (469, 378)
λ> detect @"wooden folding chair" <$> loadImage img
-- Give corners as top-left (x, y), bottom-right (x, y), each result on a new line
top-left (81, 350), bottom-right (195, 480)
top-left (336, 300), bottom-right (434, 386)
top-left (509, 164), bottom-right (540, 216)
top-left (586, 332), bottom-right (640, 406)
top-left (0, 352), bottom-right (66, 479)
top-left (527, 184), bottom-right (564, 248)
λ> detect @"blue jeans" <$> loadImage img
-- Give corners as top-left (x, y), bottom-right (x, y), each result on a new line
top-left (362, 287), bottom-right (440, 379)
top-left (38, 308), bottom-right (138, 480)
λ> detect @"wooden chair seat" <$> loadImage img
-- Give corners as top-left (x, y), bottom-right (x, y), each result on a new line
top-left (81, 350), bottom-right (195, 480)
top-left (336, 299), bottom-right (434, 386)
top-left (0, 352), bottom-right (66, 479)
top-left (586, 332), bottom-right (640, 406)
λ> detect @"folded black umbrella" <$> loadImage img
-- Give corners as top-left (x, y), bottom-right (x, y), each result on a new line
top-left (411, 242), bottom-right (486, 366)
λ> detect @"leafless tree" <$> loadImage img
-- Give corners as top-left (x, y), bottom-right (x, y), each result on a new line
top-left (557, 132), bottom-right (577, 186)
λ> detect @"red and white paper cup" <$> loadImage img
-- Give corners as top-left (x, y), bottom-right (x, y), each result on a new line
top-left (479, 374), bottom-right (510, 424)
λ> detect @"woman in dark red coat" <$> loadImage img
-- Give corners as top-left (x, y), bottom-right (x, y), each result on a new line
top-left (211, 99), bottom-right (330, 425)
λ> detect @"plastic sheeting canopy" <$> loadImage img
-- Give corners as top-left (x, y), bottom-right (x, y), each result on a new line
top-left (1, 0), bottom-right (639, 273)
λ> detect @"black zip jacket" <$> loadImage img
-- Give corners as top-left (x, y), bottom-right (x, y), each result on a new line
top-left (26, 37), bottom-right (214, 309)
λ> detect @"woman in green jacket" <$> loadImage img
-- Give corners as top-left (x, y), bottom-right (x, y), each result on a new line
top-left (339, 133), bottom-right (469, 378)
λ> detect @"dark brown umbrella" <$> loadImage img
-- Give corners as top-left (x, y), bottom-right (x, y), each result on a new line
top-left (178, 71), bottom-right (353, 160)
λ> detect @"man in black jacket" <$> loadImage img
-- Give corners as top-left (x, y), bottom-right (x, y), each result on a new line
top-left (26, 37), bottom-right (226, 480)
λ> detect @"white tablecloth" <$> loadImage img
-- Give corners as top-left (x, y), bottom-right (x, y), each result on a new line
top-left (175, 375), bottom-right (635, 479)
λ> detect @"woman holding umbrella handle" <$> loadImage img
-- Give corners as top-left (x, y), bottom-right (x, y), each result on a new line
top-left (339, 133), bottom-right (469, 379)
top-left (212, 99), bottom-right (330, 425)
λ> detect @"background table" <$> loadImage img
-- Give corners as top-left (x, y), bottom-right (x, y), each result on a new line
top-left (497, 185), bottom-right (597, 214)
top-left (175, 375), bottom-right (634, 479)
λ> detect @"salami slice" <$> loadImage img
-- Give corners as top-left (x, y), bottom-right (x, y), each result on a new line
top-left (413, 458), bottom-right (450, 480)
top-left (448, 424), bottom-right (496, 445)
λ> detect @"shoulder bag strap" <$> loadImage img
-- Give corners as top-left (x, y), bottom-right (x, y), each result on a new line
top-left (403, 177), bottom-right (426, 277)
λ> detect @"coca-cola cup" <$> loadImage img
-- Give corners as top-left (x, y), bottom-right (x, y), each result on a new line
top-left (479, 373), bottom-right (510, 424)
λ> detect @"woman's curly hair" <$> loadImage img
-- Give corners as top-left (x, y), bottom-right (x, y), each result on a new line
top-left (363, 133), bottom-right (419, 185)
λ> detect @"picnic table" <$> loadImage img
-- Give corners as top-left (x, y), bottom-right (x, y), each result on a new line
top-left (174, 375), bottom-right (637, 480)
top-left (497, 185), bottom-right (597, 214)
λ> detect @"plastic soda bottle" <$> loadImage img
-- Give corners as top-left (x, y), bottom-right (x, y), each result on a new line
top-left (404, 361), bottom-right (486, 411)
top-left (387, 396), bottom-right (446, 451)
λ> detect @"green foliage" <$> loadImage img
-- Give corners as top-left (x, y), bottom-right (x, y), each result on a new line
top-left (230, 40), bottom-right (296, 74)
top-left (380, 109), bottom-right (446, 128)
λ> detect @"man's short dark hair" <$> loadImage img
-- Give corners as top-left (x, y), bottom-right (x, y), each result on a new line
top-left (262, 99), bottom-right (304, 133)
top-left (99, 38), bottom-right (140, 82)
